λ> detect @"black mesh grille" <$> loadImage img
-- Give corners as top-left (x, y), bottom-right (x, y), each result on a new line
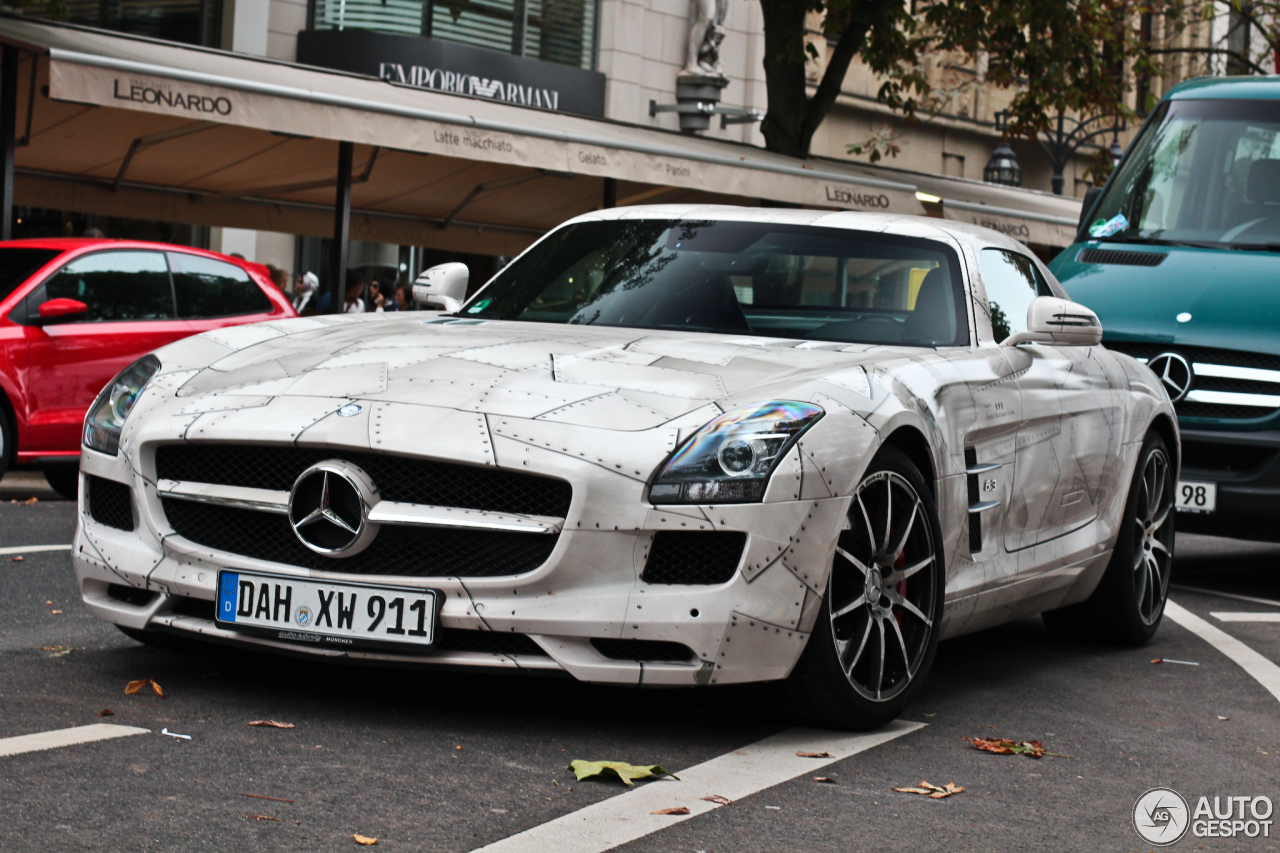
top-left (88, 475), bottom-right (134, 531)
top-left (964, 448), bottom-right (981, 552)
top-left (968, 514), bottom-right (982, 553)
top-left (1077, 248), bottom-right (1167, 266)
top-left (154, 444), bottom-right (572, 517)
top-left (591, 638), bottom-right (695, 662)
top-left (161, 499), bottom-right (558, 577)
top-left (164, 595), bottom-right (548, 655)
top-left (108, 584), bottom-right (157, 607)
top-left (641, 531), bottom-right (745, 585)
top-left (1182, 440), bottom-right (1276, 474)
top-left (1178, 402), bottom-right (1275, 420)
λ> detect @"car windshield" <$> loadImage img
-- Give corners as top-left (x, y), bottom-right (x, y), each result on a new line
top-left (0, 248), bottom-right (61, 302)
top-left (462, 220), bottom-right (968, 347)
top-left (1090, 98), bottom-right (1280, 248)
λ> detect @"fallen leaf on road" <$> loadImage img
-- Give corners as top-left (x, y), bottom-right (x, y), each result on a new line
top-left (9, 555), bottom-right (22, 562)
top-left (41, 645), bottom-right (73, 656)
top-left (893, 781), bottom-right (965, 799)
top-left (352, 834), bottom-right (377, 845)
top-left (963, 737), bottom-right (1072, 759)
top-left (700, 795), bottom-right (732, 805)
top-left (651, 807), bottom-right (690, 815)
top-left (98, 709), bottom-right (114, 717)
top-left (248, 814), bottom-right (280, 821)
top-left (567, 760), bottom-right (679, 786)
top-left (22, 497), bottom-right (37, 505)
top-left (813, 777), bottom-right (837, 784)
top-left (50, 610), bottom-right (62, 614)
top-left (796, 751), bottom-right (832, 758)
top-left (151, 680), bottom-right (164, 697)
top-left (44, 600), bottom-right (52, 605)
top-left (124, 679), bottom-right (164, 697)
top-left (241, 793), bottom-right (294, 803)
top-left (247, 720), bottom-right (295, 729)
top-left (1218, 716), bottom-right (1230, 721)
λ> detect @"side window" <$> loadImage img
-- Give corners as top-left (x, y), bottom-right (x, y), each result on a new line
top-left (979, 249), bottom-right (1049, 342)
top-left (169, 253), bottom-right (273, 319)
top-left (35, 251), bottom-right (173, 322)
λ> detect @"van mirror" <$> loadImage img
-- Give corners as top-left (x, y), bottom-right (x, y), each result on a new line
top-left (1078, 186), bottom-right (1102, 235)
top-left (412, 263), bottom-right (469, 313)
top-left (1002, 296), bottom-right (1103, 347)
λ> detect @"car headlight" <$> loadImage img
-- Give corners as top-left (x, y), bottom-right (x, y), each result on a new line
top-left (84, 355), bottom-right (161, 456)
top-left (649, 401), bottom-right (824, 504)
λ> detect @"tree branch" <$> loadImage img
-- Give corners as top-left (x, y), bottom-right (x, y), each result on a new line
top-left (801, 0), bottom-right (898, 148)
top-left (1147, 45), bottom-right (1270, 76)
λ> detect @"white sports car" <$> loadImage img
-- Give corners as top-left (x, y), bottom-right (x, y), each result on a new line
top-left (74, 208), bottom-right (1178, 729)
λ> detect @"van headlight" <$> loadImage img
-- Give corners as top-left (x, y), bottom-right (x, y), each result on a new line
top-left (649, 401), bottom-right (824, 504)
top-left (84, 355), bottom-right (160, 456)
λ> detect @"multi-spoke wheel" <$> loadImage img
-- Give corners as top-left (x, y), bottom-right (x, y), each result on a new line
top-left (778, 446), bottom-right (944, 731)
top-left (1043, 431), bottom-right (1175, 645)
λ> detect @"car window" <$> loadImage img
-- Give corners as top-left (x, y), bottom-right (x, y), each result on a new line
top-left (169, 253), bottom-right (272, 319)
top-left (0, 248), bottom-right (61, 303)
top-left (464, 220), bottom-right (969, 347)
top-left (37, 250), bottom-right (173, 322)
top-left (979, 249), bottom-right (1050, 342)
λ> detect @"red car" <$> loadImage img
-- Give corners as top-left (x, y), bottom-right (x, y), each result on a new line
top-left (0, 239), bottom-right (296, 498)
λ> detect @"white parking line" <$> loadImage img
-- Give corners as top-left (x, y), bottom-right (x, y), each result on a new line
top-left (469, 720), bottom-right (924, 853)
top-left (0, 724), bottom-right (150, 758)
top-left (0, 544), bottom-right (72, 556)
top-left (1165, 600), bottom-right (1280, 704)
top-left (1212, 612), bottom-right (1280, 623)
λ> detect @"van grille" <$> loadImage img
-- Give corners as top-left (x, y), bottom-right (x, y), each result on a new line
top-left (1077, 248), bottom-right (1167, 266)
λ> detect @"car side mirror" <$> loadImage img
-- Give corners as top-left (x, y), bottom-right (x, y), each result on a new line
top-left (412, 263), bottom-right (468, 313)
top-left (33, 298), bottom-right (88, 326)
top-left (1002, 296), bottom-right (1103, 347)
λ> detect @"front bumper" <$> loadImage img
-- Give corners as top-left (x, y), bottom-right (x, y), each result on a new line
top-left (74, 424), bottom-right (859, 686)
top-left (1175, 428), bottom-right (1280, 542)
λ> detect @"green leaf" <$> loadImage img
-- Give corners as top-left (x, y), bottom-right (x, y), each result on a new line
top-left (566, 760), bottom-right (680, 786)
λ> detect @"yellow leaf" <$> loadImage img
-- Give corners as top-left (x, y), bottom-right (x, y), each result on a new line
top-left (125, 680), bottom-right (147, 694)
top-left (352, 834), bottom-right (377, 845)
top-left (650, 807), bottom-right (689, 815)
top-left (150, 680), bottom-right (165, 698)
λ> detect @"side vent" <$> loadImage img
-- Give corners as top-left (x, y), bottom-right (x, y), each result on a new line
top-left (965, 448), bottom-right (981, 553)
top-left (1076, 248), bottom-right (1166, 267)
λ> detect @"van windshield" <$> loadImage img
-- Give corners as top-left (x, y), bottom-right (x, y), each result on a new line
top-left (1090, 98), bottom-right (1280, 248)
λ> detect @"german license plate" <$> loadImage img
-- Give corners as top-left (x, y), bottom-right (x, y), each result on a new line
top-left (215, 570), bottom-right (439, 651)
top-left (1175, 480), bottom-right (1217, 514)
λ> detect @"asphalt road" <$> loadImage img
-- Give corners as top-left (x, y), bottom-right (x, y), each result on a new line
top-left (2, 484), bottom-right (1278, 852)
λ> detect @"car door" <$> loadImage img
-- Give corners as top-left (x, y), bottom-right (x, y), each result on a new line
top-left (23, 249), bottom-right (185, 453)
top-left (985, 249), bottom-right (1124, 551)
top-left (168, 251), bottom-right (279, 334)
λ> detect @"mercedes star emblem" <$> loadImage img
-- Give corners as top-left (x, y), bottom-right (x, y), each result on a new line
top-left (1147, 352), bottom-right (1192, 403)
top-left (288, 461), bottom-right (380, 556)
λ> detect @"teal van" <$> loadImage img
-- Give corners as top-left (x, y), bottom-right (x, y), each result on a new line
top-left (1050, 76), bottom-right (1280, 542)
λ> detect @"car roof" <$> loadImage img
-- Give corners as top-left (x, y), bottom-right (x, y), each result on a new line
top-left (1164, 74), bottom-right (1280, 101)
top-left (566, 205), bottom-right (1029, 253)
top-left (0, 237), bottom-right (255, 265)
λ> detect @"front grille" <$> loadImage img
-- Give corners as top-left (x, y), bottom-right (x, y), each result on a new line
top-left (1077, 248), bottom-right (1167, 267)
top-left (591, 638), bottom-right (695, 662)
top-left (88, 476), bottom-right (134, 531)
top-left (1105, 342), bottom-right (1280, 420)
top-left (154, 444), bottom-right (572, 518)
top-left (164, 595), bottom-right (548, 655)
top-left (1182, 440), bottom-right (1276, 474)
top-left (641, 531), bottom-right (745, 585)
top-left (162, 498), bottom-right (558, 577)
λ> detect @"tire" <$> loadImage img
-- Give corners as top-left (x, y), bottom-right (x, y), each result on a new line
top-left (0, 404), bottom-right (11, 480)
top-left (1042, 431), bottom-right (1175, 645)
top-left (777, 445), bottom-right (945, 731)
top-left (43, 467), bottom-right (80, 501)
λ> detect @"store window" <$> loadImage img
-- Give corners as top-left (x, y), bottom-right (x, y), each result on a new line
top-left (311, 0), bottom-right (598, 70)
top-left (27, 0), bottom-right (221, 47)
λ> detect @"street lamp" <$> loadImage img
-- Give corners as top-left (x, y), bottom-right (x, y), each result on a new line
top-left (994, 109), bottom-right (1126, 196)
top-left (983, 141), bottom-right (1022, 187)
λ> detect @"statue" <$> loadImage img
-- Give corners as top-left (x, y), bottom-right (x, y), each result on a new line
top-left (683, 0), bottom-right (729, 78)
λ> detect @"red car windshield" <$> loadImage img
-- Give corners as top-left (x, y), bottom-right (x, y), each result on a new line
top-left (0, 248), bottom-right (61, 302)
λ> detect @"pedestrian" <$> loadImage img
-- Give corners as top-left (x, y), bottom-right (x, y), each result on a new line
top-left (293, 271), bottom-right (319, 315)
top-left (343, 269), bottom-right (365, 313)
top-left (370, 277), bottom-right (399, 312)
top-left (394, 284), bottom-right (412, 311)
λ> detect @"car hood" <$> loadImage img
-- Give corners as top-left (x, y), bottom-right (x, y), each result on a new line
top-left (1051, 242), bottom-right (1280, 354)
top-left (156, 315), bottom-right (905, 431)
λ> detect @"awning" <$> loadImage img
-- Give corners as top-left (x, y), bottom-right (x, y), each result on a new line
top-left (0, 15), bottom-right (1081, 256)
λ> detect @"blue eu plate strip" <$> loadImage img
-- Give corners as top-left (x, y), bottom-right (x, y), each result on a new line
top-left (218, 572), bottom-right (239, 623)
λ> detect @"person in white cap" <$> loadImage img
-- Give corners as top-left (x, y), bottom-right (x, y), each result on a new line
top-left (294, 271), bottom-right (319, 315)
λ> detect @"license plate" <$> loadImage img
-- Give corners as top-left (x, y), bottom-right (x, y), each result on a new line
top-left (215, 570), bottom-right (439, 651)
top-left (1175, 480), bottom-right (1217, 514)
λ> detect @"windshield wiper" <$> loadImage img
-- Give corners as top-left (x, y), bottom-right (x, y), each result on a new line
top-left (1100, 236), bottom-right (1223, 249)
top-left (1228, 242), bottom-right (1280, 252)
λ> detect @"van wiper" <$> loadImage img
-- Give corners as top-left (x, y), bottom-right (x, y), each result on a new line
top-left (1101, 236), bottom-right (1222, 249)
top-left (1228, 242), bottom-right (1280, 252)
